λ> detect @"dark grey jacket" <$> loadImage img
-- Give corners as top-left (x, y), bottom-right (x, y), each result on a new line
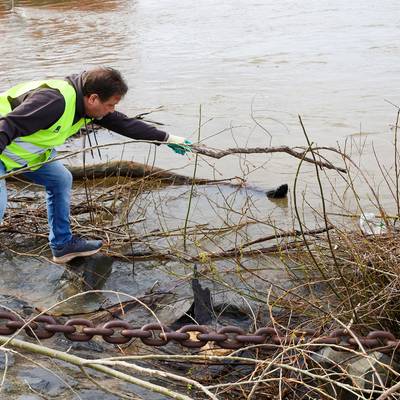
top-left (0, 72), bottom-right (168, 153)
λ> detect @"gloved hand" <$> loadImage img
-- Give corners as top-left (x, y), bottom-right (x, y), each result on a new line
top-left (166, 134), bottom-right (192, 155)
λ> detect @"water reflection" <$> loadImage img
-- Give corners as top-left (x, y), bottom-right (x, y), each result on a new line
top-left (2, 0), bottom-right (125, 12)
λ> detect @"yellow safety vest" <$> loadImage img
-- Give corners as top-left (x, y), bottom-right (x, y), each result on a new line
top-left (0, 79), bottom-right (90, 171)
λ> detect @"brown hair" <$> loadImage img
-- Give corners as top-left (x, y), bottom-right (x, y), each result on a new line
top-left (82, 67), bottom-right (128, 101)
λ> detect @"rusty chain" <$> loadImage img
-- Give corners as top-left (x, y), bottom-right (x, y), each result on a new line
top-left (0, 311), bottom-right (399, 352)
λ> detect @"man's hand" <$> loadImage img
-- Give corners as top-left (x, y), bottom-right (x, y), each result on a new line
top-left (166, 134), bottom-right (192, 155)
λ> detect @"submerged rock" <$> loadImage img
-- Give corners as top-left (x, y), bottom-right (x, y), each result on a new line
top-left (75, 389), bottom-right (120, 400)
top-left (313, 347), bottom-right (400, 399)
top-left (0, 294), bottom-right (34, 316)
top-left (59, 253), bottom-right (114, 292)
top-left (17, 367), bottom-right (74, 396)
top-left (266, 183), bottom-right (288, 199)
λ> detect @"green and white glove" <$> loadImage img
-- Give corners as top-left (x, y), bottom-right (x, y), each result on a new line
top-left (166, 134), bottom-right (192, 155)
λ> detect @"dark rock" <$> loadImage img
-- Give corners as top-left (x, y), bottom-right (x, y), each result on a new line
top-left (71, 339), bottom-right (105, 354)
top-left (75, 389), bottom-right (120, 400)
top-left (17, 367), bottom-right (75, 396)
top-left (54, 337), bottom-right (105, 355)
top-left (191, 265), bottom-right (213, 324)
top-left (123, 383), bottom-right (170, 399)
top-left (62, 254), bottom-right (114, 291)
top-left (266, 184), bottom-right (288, 199)
top-left (0, 294), bottom-right (34, 316)
top-left (81, 255), bottom-right (113, 290)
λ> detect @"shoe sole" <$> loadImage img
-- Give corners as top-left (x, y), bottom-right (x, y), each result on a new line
top-left (52, 247), bottom-right (102, 264)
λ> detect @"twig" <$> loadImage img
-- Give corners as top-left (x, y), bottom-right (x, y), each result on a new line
top-left (184, 105), bottom-right (202, 250)
top-left (377, 380), bottom-right (400, 400)
top-left (225, 225), bottom-right (334, 252)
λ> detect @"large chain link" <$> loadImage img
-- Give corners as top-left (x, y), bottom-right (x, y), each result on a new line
top-left (0, 311), bottom-right (399, 352)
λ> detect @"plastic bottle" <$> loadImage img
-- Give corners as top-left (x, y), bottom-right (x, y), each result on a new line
top-left (359, 213), bottom-right (387, 235)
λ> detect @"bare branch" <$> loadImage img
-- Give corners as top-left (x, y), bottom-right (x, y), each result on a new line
top-left (192, 144), bottom-right (347, 173)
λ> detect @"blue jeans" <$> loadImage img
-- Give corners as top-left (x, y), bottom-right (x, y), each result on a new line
top-left (0, 159), bottom-right (73, 249)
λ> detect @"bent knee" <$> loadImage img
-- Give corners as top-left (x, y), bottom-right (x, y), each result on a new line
top-left (47, 168), bottom-right (73, 191)
top-left (59, 168), bottom-right (73, 188)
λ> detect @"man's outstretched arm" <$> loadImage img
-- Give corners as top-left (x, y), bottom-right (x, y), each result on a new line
top-left (97, 111), bottom-right (192, 155)
top-left (95, 110), bottom-right (169, 142)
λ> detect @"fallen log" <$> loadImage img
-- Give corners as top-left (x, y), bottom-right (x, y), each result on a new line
top-left (66, 160), bottom-right (210, 184)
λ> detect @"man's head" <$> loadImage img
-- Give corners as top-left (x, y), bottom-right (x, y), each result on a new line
top-left (82, 67), bottom-right (128, 118)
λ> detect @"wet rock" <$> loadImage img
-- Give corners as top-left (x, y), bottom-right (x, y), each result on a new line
top-left (0, 294), bottom-right (34, 316)
top-left (53, 359), bottom-right (81, 373)
top-left (313, 347), bottom-right (400, 399)
top-left (157, 297), bottom-right (193, 327)
top-left (70, 339), bottom-right (105, 354)
top-left (75, 389), bottom-right (120, 400)
top-left (171, 265), bottom-right (252, 329)
top-left (0, 255), bottom-right (63, 311)
top-left (266, 183), bottom-right (288, 199)
top-left (58, 254), bottom-right (113, 292)
top-left (80, 255), bottom-right (113, 290)
top-left (123, 383), bottom-right (170, 399)
top-left (0, 350), bottom-right (14, 369)
top-left (17, 367), bottom-right (74, 396)
top-left (104, 260), bottom-right (193, 326)
top-left (191, 265), bottom-right (213, 324)
top-left (54, 337), bottom-right (105, 354)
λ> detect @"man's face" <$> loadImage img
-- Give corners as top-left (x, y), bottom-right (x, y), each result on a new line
top-left (84, 94), bottom-right (121, 118)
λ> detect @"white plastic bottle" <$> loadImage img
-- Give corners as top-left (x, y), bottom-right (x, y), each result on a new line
top-left (359, 213), bottom-right (387, 235)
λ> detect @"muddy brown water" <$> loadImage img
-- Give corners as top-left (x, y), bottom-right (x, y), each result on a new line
top-left (1, 0), bottom-right (399, 195)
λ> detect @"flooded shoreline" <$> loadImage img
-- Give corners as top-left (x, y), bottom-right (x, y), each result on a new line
top-left (0, 157), bottom-right (400, 398)
top-left (1, 1), bottom-right (400, 398)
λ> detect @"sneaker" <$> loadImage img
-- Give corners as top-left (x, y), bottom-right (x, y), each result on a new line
top-left (52, 235), bottom-right (103, 264)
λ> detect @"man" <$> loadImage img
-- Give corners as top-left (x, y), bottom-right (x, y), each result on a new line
top-left (0, 67), bottom-right (191, 264)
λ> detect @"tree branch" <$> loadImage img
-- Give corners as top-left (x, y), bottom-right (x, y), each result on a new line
top-left (191, 144), bottom-right (347, 173)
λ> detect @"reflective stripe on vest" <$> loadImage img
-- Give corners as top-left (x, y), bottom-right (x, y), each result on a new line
top-left (0, 79), bottom-right (91, 171)
top-left (1, 141), bottom-right (52, 169)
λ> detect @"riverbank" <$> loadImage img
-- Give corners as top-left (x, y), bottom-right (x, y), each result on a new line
top-left (0, 155), bottom-right (399, 399)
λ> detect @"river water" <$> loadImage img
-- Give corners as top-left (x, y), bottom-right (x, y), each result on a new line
top-left (1, 0), bottom-right (400, 201)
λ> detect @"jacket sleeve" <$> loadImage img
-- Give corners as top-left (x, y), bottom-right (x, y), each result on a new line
top-left (0, 89), bottom-right (65, 154)
top-left (96, 111), bottom-right (169, 143)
